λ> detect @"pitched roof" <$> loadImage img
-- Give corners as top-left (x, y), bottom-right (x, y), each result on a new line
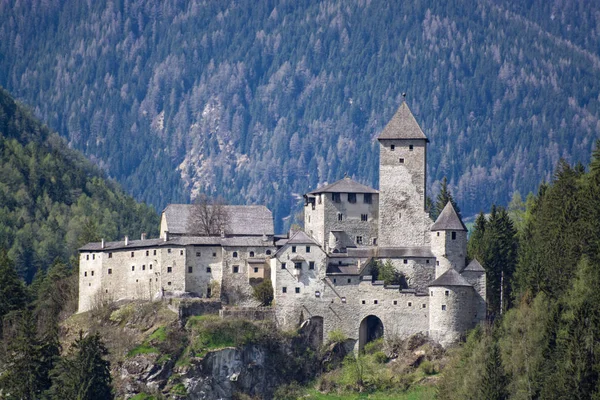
top-left (162, 204), bottom-right (274, 236)
top-left (307, 177), bottom-right (378, 195)
top-left (348, 246), bottom-right (435, 259)
top-left (80, 235), bottom-right (272, 252)
top-left (377, 102), bottom-right (428, 141)
top-left (286, 230), bottom-right (319, 245)
top-left (326, 263), bottom-right (359, 275)
top-left (430, 202), bottom-right (467, 231)
top-left (462, 259), bottom-right (485, 272)
top-left (429, 268), bottom-right (472, 287)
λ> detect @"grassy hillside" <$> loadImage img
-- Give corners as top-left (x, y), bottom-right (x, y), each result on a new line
top-left (1, 0), bottom-right (599, 230)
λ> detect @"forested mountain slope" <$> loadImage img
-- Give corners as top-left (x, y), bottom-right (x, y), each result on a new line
top-left (0, 87), bottom-right (159, 281)
top-left (1, 0), bottom-right (599, 231)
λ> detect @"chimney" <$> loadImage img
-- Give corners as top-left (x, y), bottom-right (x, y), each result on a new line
top-left (101, 238), bottom-right (105, 249)
top-left (164, 231), bottom-right (169, 242)
top-left (124, 236), bottom-right (129, 246)
top-left (141, 232), bottom-right (146, 240)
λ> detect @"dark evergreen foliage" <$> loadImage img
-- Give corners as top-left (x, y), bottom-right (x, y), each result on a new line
top-left (431, 177), bottom-right (461, 221)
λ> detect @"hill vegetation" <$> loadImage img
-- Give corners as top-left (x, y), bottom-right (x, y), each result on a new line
top-left (1, 0), bottom-right (599, 230)
top-left (438, 143), bottom-right (600, 399)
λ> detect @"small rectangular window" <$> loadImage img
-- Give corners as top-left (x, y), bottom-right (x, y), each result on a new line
top-left (452, 232), bottom-right (457, 240)
top-left (167, 281), bottom-right (172, 286)
top-left (131, 251), bottom-right (135, 257)
top-left (295, 287), bottom-right (300, 294)
top-left (306, 246), bottom-right (310, 253)
top-left (431, 291), bottom-right (434, 296)
top-left (394, 300), bottom-right (398, 305)
top-left (374, 300), bottom-right (378, 304)
top-left (364, 193), bottom-right (372, 204)
top-left (442, 305), bottom-right (447, 311)
top-left (332, 193), bottom-right (341, 203)
top-left (390, 144), bottom-right (395, 151)
top-left (165, 266), bottom-right (171, 273)
top-left (348, 193), bottom-right (356, 203)
top-left (445, 290), bottom-right (449, 296)
top-left (131, 266), bottom-right (135, 271)
top-left (188, 266), bottom-right (193, 273)
top-left (142, 265), bottom-right (146, 270)
top-left (153, 250), bottom-right (157, 256)
top-left (409, 144), bottom-right (414, 151)
top-left (86, 255), bottom-right (89, 260)
top-left (254, 267), bottom-right (259, 273)
top-left (92, 254), bottom-right (95, 260)
top-left (426, 259), bottom-right (430, 264)
top-left (361, 300), bottom-right (366, 304)
top-left (291, 246), bottom-right (296, 253)
top-left (146, 250), bottom-right (149, 256)
top-left (408, 302), bottom-right (412, 307)
top-left (282, 287), bottom-right (287, 293)
top-left (168, 249), bottom-right (172, 254)
top-left (361, 214), bottom-right (368, 221)
top-left (180, 250), bottom-right (184, 255)
top-left (347, 278), bottom-right (351, 283)
top-left (233, 265), bottom-right (239, 273)
top-left (333, 278), bottom-right (337, 283)
top-left (337, 213), bottom-right (343, 221)
top-left (356, 236), bottom-right (363, 244)
top-left (206, 267), bottom-right (212, 273)
top-left (399, 158), bottom-right (404, 164)
top-left (403, 259), bottom-right (408, 264)
top-left (108, 253), bottom-right (113, 258)
top-left (84, 271), bottom-right (87, 277)
top-left (422, 303), bottom-right (427, 308)
top-left (108, 269), bottom-right (112, 274)
top-left (437, 261), bottom-right (440, 266)
top-left (150, 264), bottom-right (153, 269)
top-left (196, 252), bottom-right (201, 257)
top-left (294, 262), bottom-right (302, 269)
top-left (309, 261), bottom-right (315, 270)
top-left (213, 252), bottom-right (217, 257)
top-left (281, 262), bottom-right (286, 269)
top-left (372, 238), bottom-right (377, 245)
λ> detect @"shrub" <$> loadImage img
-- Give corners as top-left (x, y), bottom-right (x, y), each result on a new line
top-left (252, 279), bottom-right (274, 306)
top-left (273, 382), bottom-right (304, 400)
top-left (327, 329), bottom-right (347, 344)
top-left (420, 360), bottom-right (437, 375)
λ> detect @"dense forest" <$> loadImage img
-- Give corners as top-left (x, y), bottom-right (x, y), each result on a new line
top-left (1, 0), bottom-right (599, 231)
top-left (0, 87), bottom-right (159, 282)
top-left (438, 143), bottom-right (600, 399)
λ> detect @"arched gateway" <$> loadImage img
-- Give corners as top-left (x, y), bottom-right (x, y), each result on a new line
top-left (359, 315), bottom-right (384, 351)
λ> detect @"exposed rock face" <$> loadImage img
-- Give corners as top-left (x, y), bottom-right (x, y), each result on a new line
top-left (120, 354), bottom-right (175, 397)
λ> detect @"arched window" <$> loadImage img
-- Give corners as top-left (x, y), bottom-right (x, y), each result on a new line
top-left (249, 251), bottom-right (255, 257)
top-left (266, 250), bottom-right (272, 255)
top-left (233, 251), bottom-right (238, 258)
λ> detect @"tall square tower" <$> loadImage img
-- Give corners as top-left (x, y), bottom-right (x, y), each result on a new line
top-left (377, 102), bottom-right (432, 247)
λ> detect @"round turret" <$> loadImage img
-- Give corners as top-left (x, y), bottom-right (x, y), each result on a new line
top-left (428, 269), bottom-right (474, 347)
top-left (430, 202), bottom-right (467, 277)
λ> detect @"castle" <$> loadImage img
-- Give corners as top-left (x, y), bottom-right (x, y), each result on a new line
top-left (78, 102), bottom-right (486, 348)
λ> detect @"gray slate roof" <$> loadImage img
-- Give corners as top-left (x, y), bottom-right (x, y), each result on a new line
top-left (463, 259), bottom-right (485, 272)
top-left (286, 230), bottom-right (319, 245)
top-left (162, 204), bottom-right (274, 236)
top-left (307, 177), bottom-right (378, 195)
top-left (80, 235), bottom-right (271, 252)
top-left (326, 264), bottom-right (359, 275)
top-left (348, 246), bottom-right (435, 259)
top-left (429, 268), bottom-right (472, 287)
top-left (377, 102), bottom-right (428, 141)
top-left (430, 202), bottom-right (467, 231)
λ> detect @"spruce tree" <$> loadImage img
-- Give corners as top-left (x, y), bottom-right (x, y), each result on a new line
top-left (467, 211), bottom-right (487, 262)
top-left (0, 248), bottom-right (28, 333)
top-left (479, 341), bottom-right (508, 400)
top-left (431, 177), bottom-right (461, 221)
top-left (47, 331), bottom-right (113, 400)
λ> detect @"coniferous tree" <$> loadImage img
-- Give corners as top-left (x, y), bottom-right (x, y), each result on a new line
top-left (0, 310), bottom-right (59, 398)
top-left (467, 211), bottom-right (487, 262)
top-left (47, 331), bottom-right (113, 400)
top-left (480, 341), bottom-right (508, 400)
top-left (431, 177), bottom-right (461, 221)
top-left (0, 249), bottom-right (28, 333)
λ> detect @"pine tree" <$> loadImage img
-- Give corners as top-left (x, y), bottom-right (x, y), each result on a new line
top-left (431, 177), bottom-right (461, 221)
top-left (467, 211), bottom-right (487, 261)
top-left (0, 248), bottom-right (28, 332)
top-left (479, 341), bottom-right (508, 400)
top-left (47, 331), bottom-right (113, 400)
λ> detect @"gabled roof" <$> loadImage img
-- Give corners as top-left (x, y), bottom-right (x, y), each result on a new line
top-left (429, 268), bottom-right (472, 287)
top-left (377, 102), bottom-right (428, 141)
top-left (307, 177), bottom-right (378, 195)
top-left (430, 202), bottom-right (467, 231)
top-left (79, 235), bottom-right (273, 252)
top-left (462, 259), bottom-right (485, 273)
top-left (162, 204), bottom-right (274, 236)
top-left (286, 230), bottom-right (319, 245)
top-left (348, 246), bottom-right (435, 259)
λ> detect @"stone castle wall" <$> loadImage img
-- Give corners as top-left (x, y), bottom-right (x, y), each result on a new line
top-left (378, 139), bottom-right (431, 247)
top-left (221, 245), bottom-right (275, 306)
top-left (428, 285), bottom-right (475, 347)
top-left (304, 196), bottom-right (325, 246)
top-left (430, 230), bottom-right (467, 277)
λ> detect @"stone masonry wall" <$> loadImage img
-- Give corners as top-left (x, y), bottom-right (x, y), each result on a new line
top-left (378, 139), bottom-right (431, 247)
top-left (185, 246), bottom-right (223, 297)
top-left (304, 195), bottom-right (326, 246)
top-left (321, 192), bottom-right (379, 249)
top-left (221, 245), bottom-right (275, 306)
top-left (428, 285), bottom-right (475, 347)
top-left (385, 257), bottom-right (436, 293)
top-left (430, 230), bottom-right (467, 278)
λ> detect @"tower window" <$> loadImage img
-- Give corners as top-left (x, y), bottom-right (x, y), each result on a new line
top-left (374, 300), bottom-right (378, 304)
top-left (146, 251), bottom-right (149, 256)
top-left (390, 144), bottom-right (395, 151)
top-left (131, 251), bottom-right (135, 257)
top-left (422, 303), bottom-right (427, 308)
top-left (291, 246), bottom-right (296, 253)
top-left (233, 265), bottom-right (239, 273)
top-left (153, 250), bottom-right (157, 255)
top-left (348, 278), bottom-right (351, 283)
top-left (167, 267), bottom-right (172, 273)
top-left (142, 265), bottom-right (146, 270)
top-left (348, 193), bottom-right (356, 203)
top-left (452, 232), bottom-right (457, 240)
top-left (372, 238), bottom-right (377, 245)
top-left (364, 193), bottom-right (372, 204)
top-left (442, 305), bottom-right (447, 311)
top-left (250, 251), bottom-right (255, 257)
top-left (399, 158), bottom-right (405, 164)
top-left (337, 213), bottom-right (343, 221)
top-left (206, 267), bottom-right (211, 273)
top-left (409, 145), bottom-right (414, 151)
top-left (266, 250), bottom-right (272, 255)
top-left (361, 214), bottom-right (368, 221)
top-left (282, 287), bottom-right (287, 293)
top-left (180, 250), bottom-right (184, 256)
top-left (408, 301), bottom-right (412, 307)
top-left (86, 255), bottom-right (89, 260)
top-left (108, 269), bottom-right (112, 274)
top-left (295, 287), bottom-right (300, 294)
top-left (233, 251), bottom-right (238, 258)
top-left (188, 266), bottom-right (193, 273)
top-left (332, 193), bottom-right (341, 203)
top-left (445, 290), bottom-right (450, 296)
top-left (437, 261), bottom-right (440, 266)
top-left (426, 259), bottom-right (430, 264)
top-left (108, 253), bottom-right (113, 258)
top-left (196, 252), bottom-right (201, 257)
top-left (356, 236), bottom-right (363, 244)
top-left (306, 246), bottom-right (311, 253)
top-left (403, 259), bottom-right (408, 264)
top-left (437, 232), bottom-right (440, 237)
top-left (92, 254), bottom-right (95, 260)
top-left (282, 262), bottom-right (287, 269)
top-left (309, 261), bottom-right (315, 270)
top-left (131, 266), bottom-right (135, 271)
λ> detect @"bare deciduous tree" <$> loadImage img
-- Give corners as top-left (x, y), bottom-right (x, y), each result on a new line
top-left (186, 194), bottom-right (230, 236)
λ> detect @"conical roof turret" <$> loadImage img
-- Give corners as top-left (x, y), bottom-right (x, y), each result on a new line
top-left (377, 102), bottom-right (429, 141)
top-left (431, 202), bottom-right (467, 231)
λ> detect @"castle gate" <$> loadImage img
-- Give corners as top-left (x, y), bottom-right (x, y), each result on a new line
top-left (359, 315), bottom-right (384, 351)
